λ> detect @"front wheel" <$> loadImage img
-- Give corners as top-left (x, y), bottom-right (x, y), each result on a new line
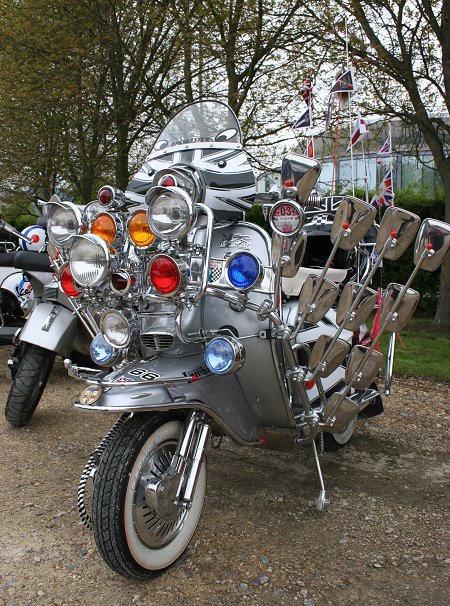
top-left (322, 416), bottom-right (358, 451)
top-left (92, 412), bottom-right (207, 580)
top-left (5, 344), bottom-right (55, 427)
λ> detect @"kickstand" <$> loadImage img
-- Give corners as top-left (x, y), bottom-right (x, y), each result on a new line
top-left (311, 439), bottom-right (330, 511)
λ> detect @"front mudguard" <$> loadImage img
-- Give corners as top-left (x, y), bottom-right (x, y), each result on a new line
top-left (19, 302), bottom-right (79, 357)
top-left (73, 354), bottom-right (261, 446)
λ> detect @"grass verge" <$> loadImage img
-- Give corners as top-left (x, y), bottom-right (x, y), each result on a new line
top-left (377, 317), bottom-right (450, 382)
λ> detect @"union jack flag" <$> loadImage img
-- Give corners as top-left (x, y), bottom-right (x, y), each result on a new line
top-left (300, 74), bottom-right (313, 106)
top-left (378, 135), bottom-right (392, 155)
top-left (371, 170), bottom-right (395, 208)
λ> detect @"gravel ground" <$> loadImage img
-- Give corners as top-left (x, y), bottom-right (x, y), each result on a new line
top-left (0, 349), bottom-right (449, 606)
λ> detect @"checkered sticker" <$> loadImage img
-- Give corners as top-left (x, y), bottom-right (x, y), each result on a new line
top-left (208, 260), bottom-right (223, 282)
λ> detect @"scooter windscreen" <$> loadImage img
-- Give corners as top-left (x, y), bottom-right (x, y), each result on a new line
top-left (126, 100), bottom-right (256, 214)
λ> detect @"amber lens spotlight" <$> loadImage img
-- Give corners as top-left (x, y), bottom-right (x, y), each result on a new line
top-left (128, 210), bottom-right (156, 248)
top-left (91, 213), bottom-right (117, 244)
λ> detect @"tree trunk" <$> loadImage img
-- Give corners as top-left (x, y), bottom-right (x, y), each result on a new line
top-left (433, 168), bottom-right (450, 326)
top-left (115, 123), bottom-right (130, 191)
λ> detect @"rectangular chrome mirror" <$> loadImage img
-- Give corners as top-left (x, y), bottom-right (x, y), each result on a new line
top-left (379, 284), bottom-right (420, 332)
top-left (413, 218), bottom-right (450, 272)
top-left (375, 206), bottom-right (421, 260)
top-left (281, 153), bottom-right (321, 204)
top-left (336, 283), bottom-right (377, 331)
top-left (345, 345), bottom-right (383, 389)
top-left (331, 196), bottom-right (376, 250)
top-left (309, 335), bottom-right (350, 377)
top-left (322, 393), bottom-right (360, 433)
top-left (297, 275), bottom-right (339, 323)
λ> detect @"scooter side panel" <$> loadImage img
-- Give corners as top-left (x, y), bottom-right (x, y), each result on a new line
top-left (19, 303), bottom-right (78, 356)
top-left (74, 354), bottom-right (261, 445)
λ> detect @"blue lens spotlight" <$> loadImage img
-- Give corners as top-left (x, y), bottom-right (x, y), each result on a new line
top-left (226, 252), bottom-right (263, 290)
top-left (90, 333), bottom-right (119, 366)
top-left (204, 336), bottom-right (245, 375)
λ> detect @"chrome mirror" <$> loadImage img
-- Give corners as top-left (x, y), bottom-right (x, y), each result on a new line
top-left (336, 283), bottom-right (378, 331)
top-left (379, 284), bottom-right (420, 332)
top-left (272, 231), bottom-right (308, 278)
top-left (297, 275), bottom-right (339, 323)
top-left (375, 206), bottom-right (421, 260)
top-left (345, 345), bottom-right (383, 389)
top-left (413, 218), bottom-right (450, 272)
top-left (322, 393), bottom-right (360, 433)
top-left (281, 154), bottom-right (321, 204)
top-left (309, 335), bottom-right (350, 377)
top-left (330, 196), bottom-right (376, 250)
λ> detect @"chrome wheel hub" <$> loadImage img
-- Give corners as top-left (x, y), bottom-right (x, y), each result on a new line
top-left (133, 441), bottom-right (187, 548)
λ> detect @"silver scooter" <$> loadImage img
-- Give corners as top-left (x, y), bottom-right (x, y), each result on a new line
top-left (46, 100), bottom-right (450, 579)
top-left (3, 206), bottom-right (93, 427)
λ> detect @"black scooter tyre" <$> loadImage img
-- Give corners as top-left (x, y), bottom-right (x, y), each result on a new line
top-left (4, 344), bottom-right (56, 427)
top-left (92, 412), bottom-right (207, 580)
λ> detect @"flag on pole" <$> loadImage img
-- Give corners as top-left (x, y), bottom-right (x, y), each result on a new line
top-left (292, 105), bottom-right (312, 129)
top-left (325, 68), bottom-right (357, 127)
top-left (305, 137), bottom-right (315, 158)
top-left (378, 135), bottom-right (392, 155)
top-left (347, 113), bottom-right (368, 150)
top-left (371, 170), bottom-right (395, 208)
top-left (300, 74), bottom-right (313, 106)
top-left (329, 68), bottom-right (357, 95)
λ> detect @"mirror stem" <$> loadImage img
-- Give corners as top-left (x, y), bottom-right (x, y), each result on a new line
top-left (292, 230), bottom-right (345, 340)
top-left (309, 235), bottom-right (396, 381)
top-left (327, 244), bottom-right (435, 415)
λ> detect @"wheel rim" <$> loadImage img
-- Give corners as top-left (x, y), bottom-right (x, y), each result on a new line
top-left (133, 439), bottom-right (188, 548)
top-left (124, 420), bottom-right (206, 571)
top-left (332, 415), bottom-right (357, 444)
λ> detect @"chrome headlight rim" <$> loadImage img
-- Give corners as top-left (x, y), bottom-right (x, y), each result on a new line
top-left (204, 336), bottom-right (245, 375)
top-left (99, 308), bottom-right (139, 349)
top-left (89, 210), bottom-right (122, 245)
top-left (46, 201), bottom-right (83, 248)
top-left (126, 208), bottom-right (157, 249)
top-left (148, 253), bottom-right (190, 298)
top-left (225, 251), bottom-right (264, 292)
top-left (145, 185), bottom-right (195, 240)
top-left (68, 233), bottom-right (111, 288)
top-left (153, 167), bottom-right (203, 204)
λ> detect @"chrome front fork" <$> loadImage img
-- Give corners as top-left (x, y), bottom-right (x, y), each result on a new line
top-left (146, 410), bottom-right (211, 513)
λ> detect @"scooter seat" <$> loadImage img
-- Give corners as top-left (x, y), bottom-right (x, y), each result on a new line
top-left (282, 266), bottom-right (348, 297)
top-left (0, 252), bottom-right (18, 267)
top-left (14, 251), bottom-right (52, 273)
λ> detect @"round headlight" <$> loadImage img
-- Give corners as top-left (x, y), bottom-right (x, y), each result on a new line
top-left (90, 212), bottom-right (117, 244)
top-left (69, 234), bottom-right (111, 287)
top-left (204, 336), bottom-right (245, 375)
top-left (47, 202), bottom-right (82, 248)
top-left (90, 333), bottom-right (119, 366)
top-left (100, 309), bottom-right (139, 348)
top-left (226, 252), bottom-right (263, 290)
top-left (145, 186), bottom-right (194, 239)
top-left (127, 209), bottom-right (156, 248)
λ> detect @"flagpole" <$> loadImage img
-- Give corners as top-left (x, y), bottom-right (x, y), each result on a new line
top-left (345, 15), bottom-right (356, 197)
top-left (389, 119), bottom-right (394, 205)
top-left (361, 139), bottom-right (369, 204)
